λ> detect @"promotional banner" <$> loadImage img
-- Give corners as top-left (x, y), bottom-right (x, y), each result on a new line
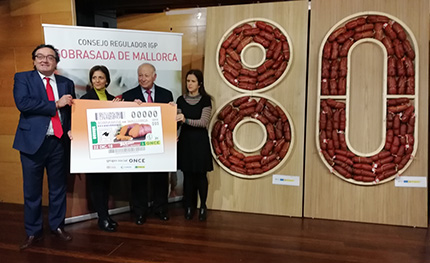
top-left (43, 24), bottom-right (182, 99)
top-left (71, 100), bottom-right (177, 173)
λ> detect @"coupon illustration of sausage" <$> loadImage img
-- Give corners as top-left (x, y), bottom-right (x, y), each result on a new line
top-left (86, 106), bottom-right (164, 159)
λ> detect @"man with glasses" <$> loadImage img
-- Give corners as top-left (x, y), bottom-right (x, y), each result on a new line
top-left (13, 44), bottom-right (75, 250)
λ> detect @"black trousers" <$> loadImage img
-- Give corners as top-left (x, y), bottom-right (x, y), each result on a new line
top-left (88, 173), bottom-right (112, 220)
top-left (182, 171), bottom-right (208, 209)
top-left (131, 172), bottom-right (169, 216)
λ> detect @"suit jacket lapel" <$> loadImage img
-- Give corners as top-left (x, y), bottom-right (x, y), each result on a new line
top-left (31, 70), bottom-right (48, 100)
top-left (55, 75), bottom-right (66, 98)
top-left (136, 86), bottom-right (145, 102)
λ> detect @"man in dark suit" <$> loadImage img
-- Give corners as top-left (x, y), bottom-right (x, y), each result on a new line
top-left (122, 63), bottom-right (173, 225)
top-left (13, 44), bottom-right (75, 250)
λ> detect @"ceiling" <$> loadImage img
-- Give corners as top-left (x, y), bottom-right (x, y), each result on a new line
top-left (77, 0), bottom-right (288, 16)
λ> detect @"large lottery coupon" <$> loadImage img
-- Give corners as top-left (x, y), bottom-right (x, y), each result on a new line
top-left (70, 100), bottom-right (177, 173)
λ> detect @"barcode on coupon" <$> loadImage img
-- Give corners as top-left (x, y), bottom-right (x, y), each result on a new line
top-left (95, 112), bottom-right (124, 120)
top-left (108, 147), bottom-right (146, 154)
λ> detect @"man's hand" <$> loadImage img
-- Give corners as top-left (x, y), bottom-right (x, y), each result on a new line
top-left (56, 94), bottom-right (73, 108)
top-left (68, 130), bottom-right (73, 140)
top-left (134, 99), bottom-right (143, 105)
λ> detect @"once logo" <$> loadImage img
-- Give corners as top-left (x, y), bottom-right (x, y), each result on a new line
top-left (129, 158), bottom-right (145, 163)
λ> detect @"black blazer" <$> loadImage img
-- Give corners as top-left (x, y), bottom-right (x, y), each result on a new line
top-left (81, 88), bottom-right (115, 101)
top-left (122, 84), bottom-right (173, 103)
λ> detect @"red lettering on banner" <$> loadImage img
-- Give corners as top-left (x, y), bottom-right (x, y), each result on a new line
top-left (132, 52), bottom-right (178, 62)
top-left (118, 51), bottom-right (130, 60)
top-left (59, 49), bottom-right (116, 60)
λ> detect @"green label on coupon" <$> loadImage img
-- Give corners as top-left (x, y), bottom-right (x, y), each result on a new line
top-left (140, 141), bottom-right (161, 146)
top-left (91, 122), bottom-right (98, 144)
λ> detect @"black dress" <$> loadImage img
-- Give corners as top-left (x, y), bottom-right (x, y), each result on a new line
top-left (177, 95), bottom-right (213, 173)
top-left (81, 88), bottom-right (115, 220)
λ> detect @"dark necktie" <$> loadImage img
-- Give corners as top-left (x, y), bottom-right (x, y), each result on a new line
top-left (45, 77), bottom-right (63, 138)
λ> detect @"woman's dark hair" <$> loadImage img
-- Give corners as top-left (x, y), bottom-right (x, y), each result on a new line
top-left (32, 44), bottom-right (60, 63)
top-left (185, 69), bottom-right (212, 99)
top-left (89, 65), bottom-right (111, 88)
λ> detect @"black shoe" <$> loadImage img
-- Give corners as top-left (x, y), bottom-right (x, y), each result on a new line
top-left (98, 219), bottom-right (116, 232)
top-left (20, 234), bottom-right (44, 250)
top-left (199, 207), bottom-right (207, 221)
top-left (135, 215), bottom-right (146, 225)
top-left (185, 207), bottom-right (193, 220)
top-left (107, 216), bottom-right (118, 227)
top-left (51, 228), bottom-right (72, 241)
top-left (155, 211), bottom-right (169, 221)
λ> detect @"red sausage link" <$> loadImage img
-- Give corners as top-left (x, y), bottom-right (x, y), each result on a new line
top-left (261, 140), bottom-right (274, 156)
top-left (261, 153), bottom-right (277, 165)
top-left (230, 165), bottom-right (246, 174)
top-left (236, 37), bottom-right (253, 53)
top-left (222, 33), bottom-right (236, 49)
top-left (226, 129), bottom-right (234, 148)
top-left (228, 114), bottom-right (244, 130)
top-left (243, 28), bottom-right (260, 36)
top-left (226, 48), bottom-right (241, 62)
top-left (266, 123), bottom-right (276, 140)
top-left (333, 165), bottom-right (352, 178)
top-left (352, 156), bottom-right (373, 164)
top-left (228, 155), bottom-right (245, 167)
top-left (238, 99), bottom-right (257, 110)
top-left (233, 96), bottom-right (250, 107)
top-left (253, 113), bottom-right (269, 125)
top-left (219, 48), bottom-right (226, 66)
top-left (246, 162), bottom-right (262, 169)
top-left (275, 106), bottom-right (288, 122)
top-left (218, 155), bottom-right (231, 167)
top-left (403, 39), bottom-right (415, 59)
top-left (244, 155), bottom-right (263, 163)
top-left (238, 107), bottom-right (255, 116)
top-left (218, 105), bottom-right (233, 120)
top-left (211, 121), bottom-right (222, 138)
top-left (383, 23), bottom-right (397, 40)
top-left (354, 23), bottom-right (374, 32)
top-left (345, 17), bottom-right (366, 30)
top-left (392, 22), bottom-right (406, 41)
top-left (212, 138), bottom-right (222, 155)
top-left (279, 142), bottom-right (290, 159)
top-left (328, 27), bottom-right (346, 42)
top-left (366, 15), bottom-right (389, 23)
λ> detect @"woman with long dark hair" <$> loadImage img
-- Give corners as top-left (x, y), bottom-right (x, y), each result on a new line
top-left (176, 69), bottom-right (213, 221)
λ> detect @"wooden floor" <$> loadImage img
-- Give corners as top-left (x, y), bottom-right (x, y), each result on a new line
top-left (0, 202), bottom-right (429, 263)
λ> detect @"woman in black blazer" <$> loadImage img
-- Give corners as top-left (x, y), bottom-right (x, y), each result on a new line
top-left (81, 65), bottom-right (118, 232)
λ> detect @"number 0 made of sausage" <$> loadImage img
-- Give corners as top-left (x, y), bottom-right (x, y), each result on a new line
top-left (210, 94), bottom-right (294, 179)
top-left (316, 12), bottom-right (419, 185)
top-left (216, 18), bottom-right (293, 93)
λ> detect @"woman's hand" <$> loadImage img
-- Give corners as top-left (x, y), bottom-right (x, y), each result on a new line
top-left (176, 113), bottom-right (185, 123)
top-left (112, 97), bottom-right (123, 102)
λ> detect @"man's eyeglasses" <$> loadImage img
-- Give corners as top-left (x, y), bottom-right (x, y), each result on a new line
top-left (34, 54), bottom-right (57, 62)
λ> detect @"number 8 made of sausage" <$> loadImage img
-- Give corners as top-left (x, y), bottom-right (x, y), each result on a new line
top-left (316, 12), bottom-right (419, 185)
top-left (217, 18), bottom-right (293, 92)
top-left (210, 94), bottom-right (294, 179)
